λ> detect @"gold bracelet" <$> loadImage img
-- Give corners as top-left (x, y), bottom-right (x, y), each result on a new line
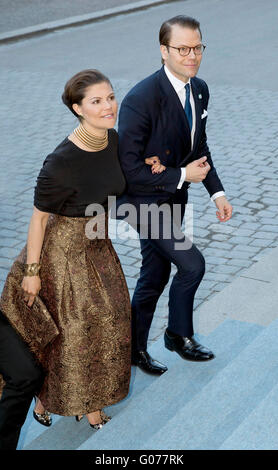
top-left (24, 263), bottom-right (41, 276)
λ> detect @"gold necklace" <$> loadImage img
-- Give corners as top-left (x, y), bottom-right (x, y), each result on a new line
top-left (73, 123), bottom-right (108, 151)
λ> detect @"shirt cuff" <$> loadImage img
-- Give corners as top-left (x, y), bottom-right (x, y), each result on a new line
top-left (211, 191), bottom-right (225, 202)
top-left (177, 167), bottom-right (186, 189)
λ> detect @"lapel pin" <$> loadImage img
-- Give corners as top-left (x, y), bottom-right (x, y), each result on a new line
top-left (198, 94), bottom-right (202, 99)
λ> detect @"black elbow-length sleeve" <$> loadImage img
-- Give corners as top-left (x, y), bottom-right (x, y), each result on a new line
top-left (34, 152), bottom-right (73, 214)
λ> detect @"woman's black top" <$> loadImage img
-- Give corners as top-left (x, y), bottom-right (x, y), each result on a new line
top-left (34, 129), bottom-right (126, 216)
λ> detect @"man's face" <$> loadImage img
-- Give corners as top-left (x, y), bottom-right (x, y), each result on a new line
top-left (160, 25), bottom-right (203, 82)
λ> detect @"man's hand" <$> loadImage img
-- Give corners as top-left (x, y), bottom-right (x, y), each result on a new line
top-left (214, 196), bottom-right (233, 222)
top-left (185, 156), bottom-right (211, 183)
top-left (145, 156), bottom-right (166, 174)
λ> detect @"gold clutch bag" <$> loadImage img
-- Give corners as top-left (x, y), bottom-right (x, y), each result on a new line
top-left (0, 261), bottom-right (59, 356)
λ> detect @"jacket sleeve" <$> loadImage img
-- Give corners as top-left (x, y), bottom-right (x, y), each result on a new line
top-left (118, 94), bottom-right (181, 193)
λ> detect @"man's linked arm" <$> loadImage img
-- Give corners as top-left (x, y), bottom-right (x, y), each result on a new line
top-left (118, 97), bottom-right (181, 193)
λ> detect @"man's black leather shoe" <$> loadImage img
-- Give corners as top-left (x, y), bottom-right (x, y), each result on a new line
top-left (164, 329), bottom-right (215, 361)
top-left (131, 351), bottom-right (168, 375)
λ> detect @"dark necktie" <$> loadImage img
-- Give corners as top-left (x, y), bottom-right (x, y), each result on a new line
top-left (184, 83), bottom-right (192, 131)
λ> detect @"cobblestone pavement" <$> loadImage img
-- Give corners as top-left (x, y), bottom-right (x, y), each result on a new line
top-left (0, 0), bottom-right (278, 344)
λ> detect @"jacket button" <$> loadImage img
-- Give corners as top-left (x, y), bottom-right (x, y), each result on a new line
top-left (165, 149), bottom-right (170, 155)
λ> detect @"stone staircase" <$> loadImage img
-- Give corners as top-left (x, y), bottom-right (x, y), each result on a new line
top-left (19, 317), bottom-right (278, 450)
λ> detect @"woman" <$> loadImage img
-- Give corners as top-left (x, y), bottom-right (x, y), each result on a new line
top-left (0, 69), bottom-right (132, 432)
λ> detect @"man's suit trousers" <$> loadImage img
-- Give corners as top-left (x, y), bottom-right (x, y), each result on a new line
top-left (131, 197), bottom-right (205, 352)
top-left (0, 310), bottom-right (44, 450)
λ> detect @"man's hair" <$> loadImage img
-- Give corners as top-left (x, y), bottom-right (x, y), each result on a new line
top-left (159, 15), bottom-right (202, 64)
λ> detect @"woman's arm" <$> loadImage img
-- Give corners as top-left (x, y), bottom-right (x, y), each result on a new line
top-left (21, 207), bottom-right (50, 307)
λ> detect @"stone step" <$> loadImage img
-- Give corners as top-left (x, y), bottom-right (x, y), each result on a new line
top-left (219, 381), bottom-right (278, 450)
top-left (143, 319), bottom-right (278, 450)
top-left (78, 319), bottom-right (262, 450)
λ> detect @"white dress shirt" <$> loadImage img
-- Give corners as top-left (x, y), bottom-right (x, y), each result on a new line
top-left (164, 65), bottom-right (225, 202)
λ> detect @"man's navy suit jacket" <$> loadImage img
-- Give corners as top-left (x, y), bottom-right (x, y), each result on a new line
top-left (117, 66), bottom-right (224, 210)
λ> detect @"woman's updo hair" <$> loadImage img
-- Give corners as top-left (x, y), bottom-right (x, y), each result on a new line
top-left (62, 69), bottom-right (112, 119)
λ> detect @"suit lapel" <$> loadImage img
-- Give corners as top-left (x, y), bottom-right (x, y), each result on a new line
top-left (191, 78), bottom-right (202, 150)
top-left (158, 67), bottom-right (192, 149)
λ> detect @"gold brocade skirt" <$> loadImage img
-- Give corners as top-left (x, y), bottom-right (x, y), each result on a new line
top-left (0, 214), bottom-right (131, 415)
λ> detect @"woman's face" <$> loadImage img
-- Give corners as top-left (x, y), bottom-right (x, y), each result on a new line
top-left (73, 81), bottom-right (118, 134)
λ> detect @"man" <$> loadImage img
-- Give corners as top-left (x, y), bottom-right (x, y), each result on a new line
top-left (118, 15), bottom-right (232, 375)
top-left (0, 311), bottom-right (44, 450)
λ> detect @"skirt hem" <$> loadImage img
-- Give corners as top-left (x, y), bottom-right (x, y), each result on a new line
top-left (39, 389), bottom-right (130, 416)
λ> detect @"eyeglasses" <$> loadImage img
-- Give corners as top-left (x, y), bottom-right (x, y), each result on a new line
top-left (166, 44), bottom-right (206, 56)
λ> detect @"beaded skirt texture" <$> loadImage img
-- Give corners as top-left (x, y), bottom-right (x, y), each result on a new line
top-left (0, 214), bottom-right (131, 415)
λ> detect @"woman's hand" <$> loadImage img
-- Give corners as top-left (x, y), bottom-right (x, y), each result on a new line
top-left (21, 206), bottom-right (50, 307)
top-left (21, 275), bottom-right (41, 307)
top-left (145, 156), bottom-right (166, 174)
